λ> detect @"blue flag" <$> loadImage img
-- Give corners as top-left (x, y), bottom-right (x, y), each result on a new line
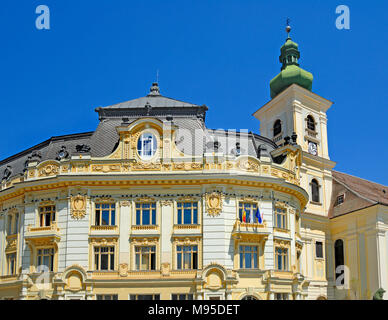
top-left (256, 207), bottom-right (262, 224)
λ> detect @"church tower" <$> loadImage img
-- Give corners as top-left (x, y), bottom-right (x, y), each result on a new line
top-left (253, 24), bottom-right (336, 299)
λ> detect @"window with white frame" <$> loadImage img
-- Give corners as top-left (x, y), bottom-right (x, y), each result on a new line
top-left (274, 207), bottom-right (287, 230)
top-left (137, 133), bottom-right (157, 160)
top-left (94, 246), bottom-right (115, 271)
top-left (135, 246), bottom-right (156, 271)
top-left (176, 245), bottom-right (198, 270)
top-left (238, 202), bottom-right (259, 223)
top-left (239, 245), bottom-right (258, 269)
top-left (95, 203), bottom-right (116, 226)
top-left (135, 203), bottom-right (157, 226)
top-left (177, 202), bottom-right (198, 225)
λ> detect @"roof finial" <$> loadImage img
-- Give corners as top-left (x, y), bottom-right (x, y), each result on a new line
top-left (147, 81), bottom-right (161, 96)
top-left (286, 18), bottom-right (291, 38)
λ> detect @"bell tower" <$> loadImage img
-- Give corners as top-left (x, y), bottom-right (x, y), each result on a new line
top-left (253, 24), bottom-right (336, 217)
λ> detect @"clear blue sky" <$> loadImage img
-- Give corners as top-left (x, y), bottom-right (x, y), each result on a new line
top-left (0, 0), bottom-right (387, 185)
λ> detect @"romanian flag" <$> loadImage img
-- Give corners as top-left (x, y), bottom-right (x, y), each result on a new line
top-left (242, 209), bottom-right (247, 222)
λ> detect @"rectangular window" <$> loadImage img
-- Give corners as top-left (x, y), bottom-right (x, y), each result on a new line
top-left (275, 207), bottom-right (287, 230)
top-left (171, 294), bottom-right (194, 300)
top-left (95, 203), bottom-right (116, 226)
top-left (96, 294), bottom-right (118, 300)
top-left (7, 253), bottom-right (16, 275)
top-left (130, 294), bottom-right (160, 300)
top-left (238, 202), bottom-right (258, 223)
top-left (39, 205), bottom-right (56, 227)
top-left (275, 247), bottom-right (288, 271)
top-left (7, 215), bottom-right (13, 234)
top-left (176, 245), bottom-right (198, 270)
top-left (135, 203), bottom-right (157, 226)
top-left (135, 246), bottom-right (156, 271)
top-left (37, 248), bottom-right (54, 272)
top-left (316, 241), bottom-right (323, 258)
top-left (335, 194), bottom-right (344, 206)
top-left (94, 246), bottom-right (115, 271)
top-left (239, 245), bottom-right (258, 269)
top-left (177, 202), bottom-right (198, 225)
top-left (14, 214), bottom-right (19, 234)
top-left (275, 293), bottom-right (289, 300)
top-left (295, 213), bottom-right (300, 234)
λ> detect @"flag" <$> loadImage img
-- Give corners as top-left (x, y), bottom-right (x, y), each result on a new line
top-left (256, 207), bottom-right (263, 224)
top-left (242, 209), bottom-right (247, 223)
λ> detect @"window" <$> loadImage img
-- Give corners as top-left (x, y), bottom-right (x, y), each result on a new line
top-left (172, 294), bottom-right (194, 300)
top-left (177, 202), bottom-right (198, 225)
top-left (295, 213), bottom-right (300, 234)
top-left (176, 245), bottom-right (198, 270)
top-left (37, 248), bottom-right (54, 272)
top-left (242, 295), bottom-right (258, 300)
top-left (95, 203), bottom-right (116, 226)
top-left (39, 205), bottom-right (56, 227)
top-left (273, 120), bottom-right (282, 137)
top-left (315, 241), bottom-right (323, 258)
top-left (136, 203), bottom-right (157, 226)
top-left (307, 115), bottom-right (315, 131)
top-left (7, 253), bottom-right (16, 275)
top-left (239, 202), bottom-right (259, 223)
top-left (96, 294), bottom-right (118, 300)
top-left (275, 247), bottom-right (288, 271)
top-left (130, 294), bottom-right (160, 300)
top-left (275, 293), bottom-right (289, 300)
top-left (14, 213), bottom-right (19, 234)
top-left (334, 239), bottom-right (344, 285)
top-left (7, 215), bottom-right (13, 234)
top-left (311, 179), bottom-right (320, 203)
top-left (135, 246), bottom-right (156, 271)
top-left (335, 194), bottom-right (344, 206)
top-left (239, 245), bottom-right (258, 269)
top-left (94, 246), bottom-right (115, 271)
top-left (275, 207), bottom-right (287, 230)
top-left (137, 133), bottom-right (157, 160)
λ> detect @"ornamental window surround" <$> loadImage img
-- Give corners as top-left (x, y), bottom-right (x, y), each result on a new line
top-left (36, 248), bottom-right (55, 272)
top-left (275, 247), bottom-right (289, 271)
top-left (135, 202), bottom-right (157, 226)
top-left (94, 246), bottom-right (115, 271)
top-left (239, 245), bottom-right (258, 269)
top-left (177, 201), bottom-right (198, 225)
top-left (176, 245), bottom-right (198, 270)
top-left (135, 246), bottom-right (156, 271)
top-left (94, 203), bottom-right (116, 226)
top-left (38, 204), bottom-right (56, 227)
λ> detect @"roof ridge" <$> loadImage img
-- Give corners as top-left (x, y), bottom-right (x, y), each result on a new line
top-left (333, 170), bottom-right (388, 188)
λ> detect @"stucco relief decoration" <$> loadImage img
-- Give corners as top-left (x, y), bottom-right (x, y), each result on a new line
top-left (205, 191), bottom-right (223, 217)
top-left (119, 263), bottom-right (128, 277)
top-left (160, 200), bottom-right (172, 206)
top-left (237, 158), bottom-right (259, 172)
top-left (38, 163), bottom-right (59, 177)
top-left (70, 194), bottom-right (87, 220)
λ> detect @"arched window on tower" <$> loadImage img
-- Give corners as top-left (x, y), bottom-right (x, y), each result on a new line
top-left (311, 179), bottom-right (320, 203)
top-left (273, 120), bottom-right (282, 137)
top-left (307, 115), bottom-right (316, 131)
top-left (334, 239), bottom-right (345, 285)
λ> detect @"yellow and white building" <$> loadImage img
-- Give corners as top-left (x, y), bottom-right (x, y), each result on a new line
top-left (0, 29), bottom-right (387, 300)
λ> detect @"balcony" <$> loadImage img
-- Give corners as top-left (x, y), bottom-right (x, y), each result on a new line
top-left (25, 222), bottom-right (61, 245)
top-left (173, 224), bottom-right (201, 235)
top-left (231, 220), bottom-right (270, 242)
top-left (89, 225), bottom-right (119, 237)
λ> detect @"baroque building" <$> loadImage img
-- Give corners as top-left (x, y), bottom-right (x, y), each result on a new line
top-left (0, 28), bottom-right (387, 300)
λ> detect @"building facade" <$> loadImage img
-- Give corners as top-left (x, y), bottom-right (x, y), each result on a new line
top-left (0, 29), bottom-right (387, 300)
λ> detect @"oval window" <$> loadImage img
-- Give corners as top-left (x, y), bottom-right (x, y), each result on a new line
top-left (137, 133), bottom-right (157, 160)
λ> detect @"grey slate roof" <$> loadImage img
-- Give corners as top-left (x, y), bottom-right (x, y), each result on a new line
top-left (0, 83), bottom-right (278, 180)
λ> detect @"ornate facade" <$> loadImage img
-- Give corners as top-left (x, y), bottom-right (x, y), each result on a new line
top-left (0, 28), bottom-right (387, 300)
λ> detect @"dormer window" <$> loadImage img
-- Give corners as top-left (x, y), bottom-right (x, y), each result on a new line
top-left (335, 194), bottom-right (345, 206)
top-left (137, 133), bottom-right (157, 160)
top-left (307, 115), bottom-right (316, 131)
top-left (273, 120), bottom-right (282, 137)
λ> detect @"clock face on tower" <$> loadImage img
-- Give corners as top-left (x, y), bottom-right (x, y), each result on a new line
top-left (308, 141), bottom-right (318, 156)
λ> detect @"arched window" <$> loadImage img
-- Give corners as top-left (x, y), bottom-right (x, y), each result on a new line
top-left (334, 239), bottom-right (344, 285)
top-left (137, 133), bottom-right (157, 160)
top-left (307, 115), bottom-right (315, 131)
top-left (241, 295), bottom-right (258, 300)
top-left (311, 179), bottom-right (320, 203)
top-left (273, 120), bottom-right (282, 137)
